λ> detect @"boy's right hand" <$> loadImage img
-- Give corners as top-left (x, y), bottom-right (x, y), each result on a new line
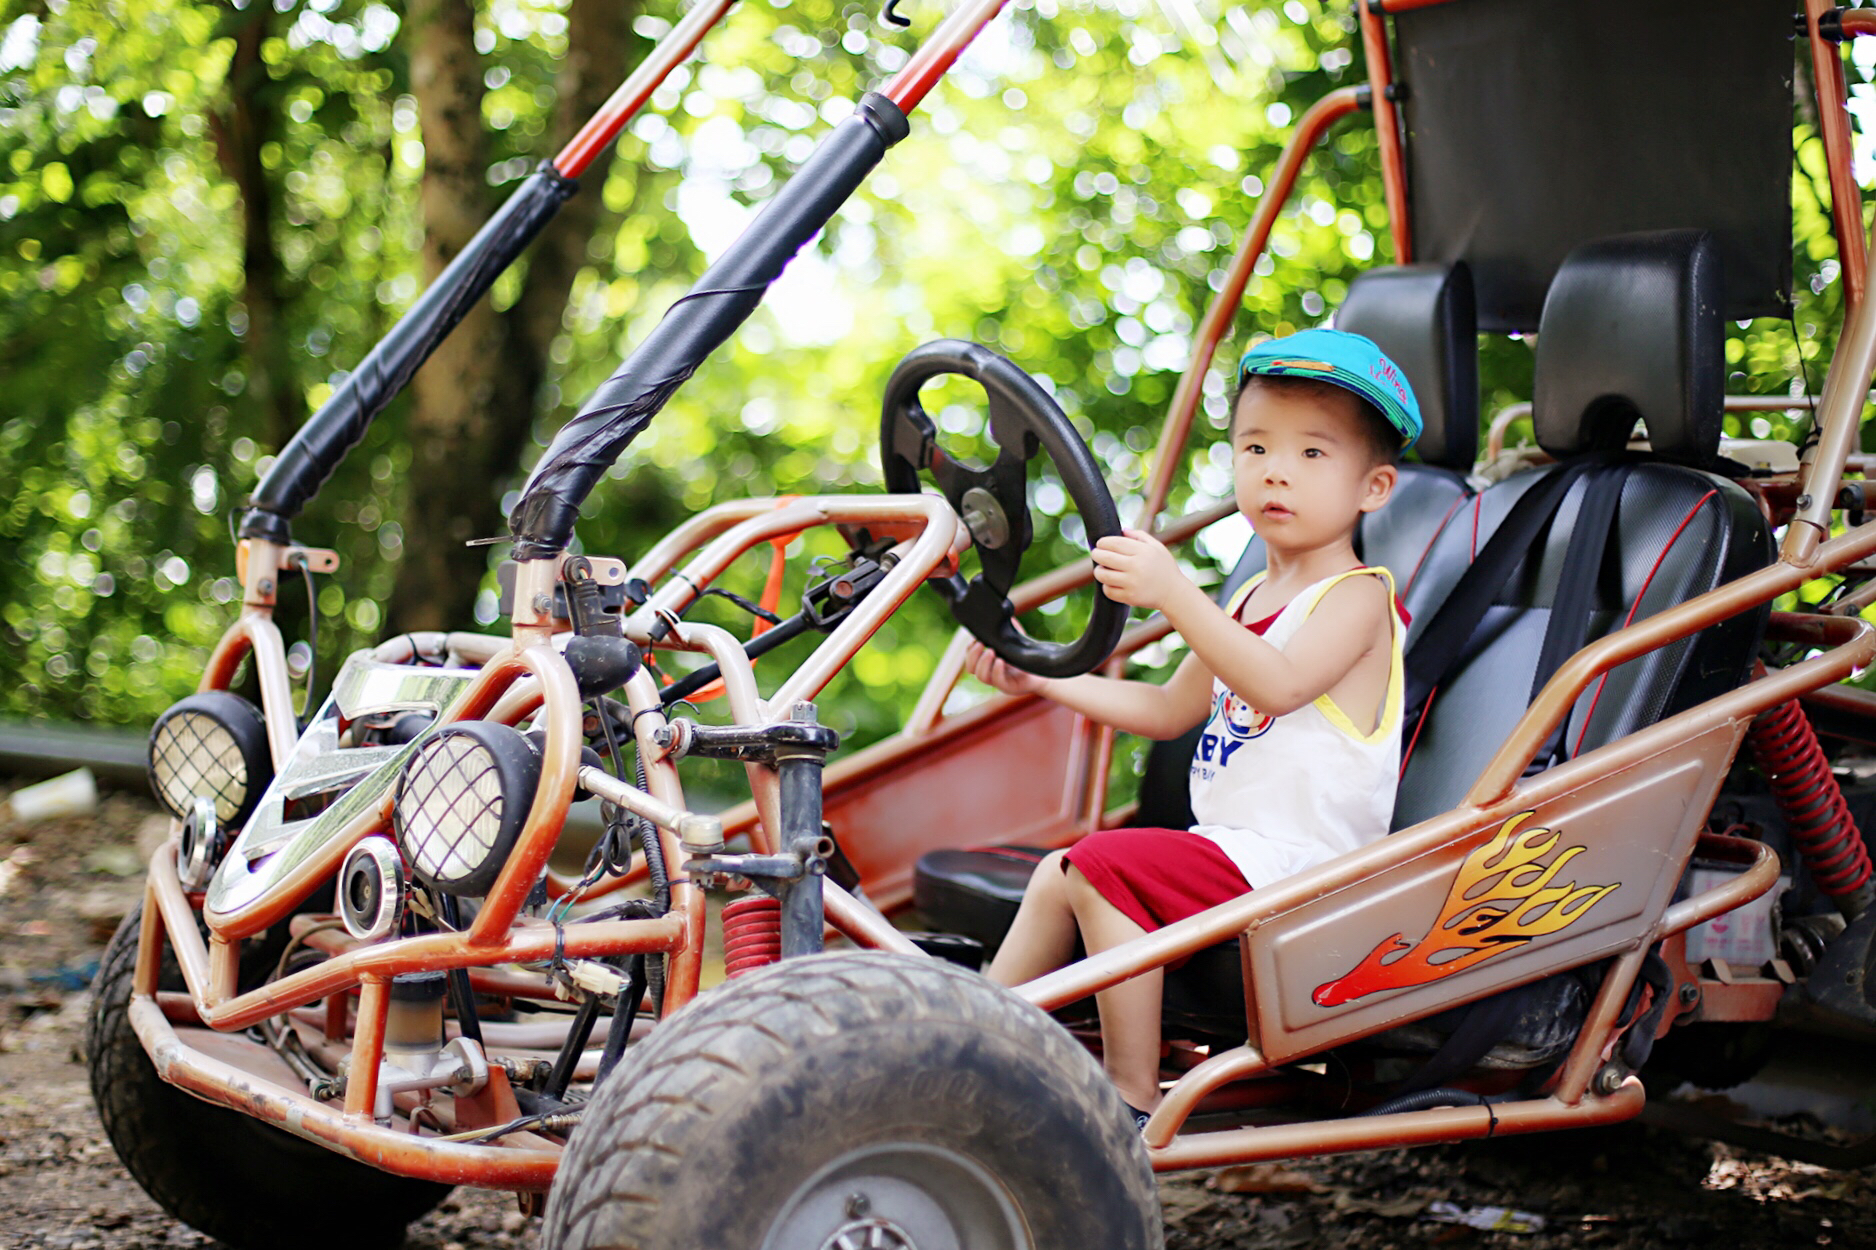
top-left (965, 640), bottom-right (1047, 697)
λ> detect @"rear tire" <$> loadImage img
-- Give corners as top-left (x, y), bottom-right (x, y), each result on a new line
top-left (87, 907), bottom-right (453, 1250)
top-left (544, 951), bottom-right (1163, 1250)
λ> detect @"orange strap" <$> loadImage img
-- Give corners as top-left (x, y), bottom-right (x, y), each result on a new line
top-left (658, 499), bottom-right (800, 703)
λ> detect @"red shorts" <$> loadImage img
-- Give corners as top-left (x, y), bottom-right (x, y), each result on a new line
top-left (1061, 827), bottom-right (1252, 933)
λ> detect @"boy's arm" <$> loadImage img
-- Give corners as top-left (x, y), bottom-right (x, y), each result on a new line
top-left (1094, 530), bottom-right (1389, 716)
top-left (1163, 576), bottom-right (1387, 715)
top-left (965, 643), bottom-right (1214, 740)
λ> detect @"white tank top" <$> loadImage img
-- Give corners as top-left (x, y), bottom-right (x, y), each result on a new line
top-left (1187, 568), bottom-right (1403, 889)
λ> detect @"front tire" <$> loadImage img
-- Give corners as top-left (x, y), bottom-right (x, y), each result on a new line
top-left (86, 907), bottom-right (453, 1250)
top-left (544, 951), bottom-right (1163, 1250)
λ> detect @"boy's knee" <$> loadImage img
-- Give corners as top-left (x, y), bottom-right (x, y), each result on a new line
top-left (1037, 849), bottom-right (1069, 873)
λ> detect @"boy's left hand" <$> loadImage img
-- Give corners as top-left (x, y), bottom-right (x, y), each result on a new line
top-left (1091, 528), bottom-right (1188, 610)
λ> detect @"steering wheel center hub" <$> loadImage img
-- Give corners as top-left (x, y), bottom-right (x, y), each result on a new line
top-left (960, 486), bottom-right (1011, 550)
top-left (878, 339), bottom-right (1125, 679)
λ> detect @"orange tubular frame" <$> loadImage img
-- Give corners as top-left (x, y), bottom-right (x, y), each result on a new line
top-left (1808, 0), bottom-right (1868, 312)
top-left (1136, 87), bottom-right (1365, 526)
top-left (1359, 1), bottom-right (1413, 265)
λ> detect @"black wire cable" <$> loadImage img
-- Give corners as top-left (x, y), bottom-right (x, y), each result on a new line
top-left (436, 894), bottom-right (483, 1047)
top-left (595, 953), bottom-right (647, 1088)
top-left (693, 584), bottom-right (784, 625)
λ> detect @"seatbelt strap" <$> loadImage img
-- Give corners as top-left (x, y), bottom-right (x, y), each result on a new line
top-left (1402, 458), bottom-right (1605, 731)
top-left (1523, 464), bottom-right (1631, 772)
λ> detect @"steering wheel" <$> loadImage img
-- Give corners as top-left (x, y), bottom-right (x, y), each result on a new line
top-left (880, 340), bottom-right (1126, 678)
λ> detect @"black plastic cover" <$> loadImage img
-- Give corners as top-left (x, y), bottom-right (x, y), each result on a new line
top-left (240, 165), bottom-right (578, 541)
top-left (1532, 230), bottom-right (1724, 467)
top-left (1392, 0), bottom-right (1792, 332)
top-left (508, 94), bottom-right (911, 559)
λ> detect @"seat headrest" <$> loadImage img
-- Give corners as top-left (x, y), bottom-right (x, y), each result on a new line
top-left (1533, 230), bottom-right (1723, 468)
top-left (1335, 263), bottom-right (1478, 471)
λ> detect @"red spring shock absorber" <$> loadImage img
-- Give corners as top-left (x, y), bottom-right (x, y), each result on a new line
top-left (722, 894), bottom-right (782, 978)
top-left (1746, 697), bottom-right (1874, 913)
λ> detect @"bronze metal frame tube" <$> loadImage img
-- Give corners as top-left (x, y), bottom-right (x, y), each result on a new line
top-left (1788, 247), bottom-right (1876, 565)
top-left (1807, 0), bottom-right (1867, 311)
top-left (1658, 832), bottom-right (1779, 936)
top-left (148, 842), bottom-right (682, 1032)
top-left (1136, 90), bottom-right (1365, 527)
top-left (1147, 1079), bottom-right (1644, 1172)
top-left (127, 997), bottom-right (562, 1188)
top-left (1358, 4), bottom-right (1412, 267)
top-left (200, 609), bottom-right (298, 769)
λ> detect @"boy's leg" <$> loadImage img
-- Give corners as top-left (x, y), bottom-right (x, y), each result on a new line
top-left (985, 850), bottom-right (1080, 987)
top-left (1064, 865), bottom-right (1165, 1112)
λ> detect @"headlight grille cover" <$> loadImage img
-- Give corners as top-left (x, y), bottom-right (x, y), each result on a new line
top-left (147, 691), bottom-right (272, 828)
top-left (393, 721), bottom-right (539, 897)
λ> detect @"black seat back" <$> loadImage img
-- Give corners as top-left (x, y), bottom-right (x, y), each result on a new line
top-left (1394, 231), bottom-right (1770, 829)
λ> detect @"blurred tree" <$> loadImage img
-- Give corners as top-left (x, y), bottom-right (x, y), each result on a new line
top-left (0, 0), bottom-right (1866, 759)
top-left (389, 0), bottom-right (641, 631)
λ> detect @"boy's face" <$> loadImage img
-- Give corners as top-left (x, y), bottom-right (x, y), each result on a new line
top-left (1231, 384), bottom-right (1398, 554)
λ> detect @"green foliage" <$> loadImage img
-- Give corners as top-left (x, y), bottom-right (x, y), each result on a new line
top-left (0, 0), bottom-right (1868, 754)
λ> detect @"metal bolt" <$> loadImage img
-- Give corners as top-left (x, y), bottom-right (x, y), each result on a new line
top-left (792, 700), bottom-right (819, 723)
top-left (844, 1193), bottom-right (870, 1219)
top-left (1594, 1065), bottom-right (1626, 1096)
top-left (1678, 982), bottom-right (1700, 1006)
top-left (1796, 494), bottom-right (1814, 510)
top-left (532, 593), bottom-right (554, 614)
top-left (258, 578), bottom-right (274, 595)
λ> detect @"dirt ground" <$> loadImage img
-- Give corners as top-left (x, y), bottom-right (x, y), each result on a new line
top-left (5, 782), bottom-right (1876, 1249)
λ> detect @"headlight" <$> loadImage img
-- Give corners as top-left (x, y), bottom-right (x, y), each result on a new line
top-left (147, 691), bottom-right (272, 830)
top-left (392, 721), bottom-right (539, 897)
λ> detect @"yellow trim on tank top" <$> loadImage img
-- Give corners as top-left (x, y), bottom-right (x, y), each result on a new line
top-left (1220, 568), bottom-right (1404, 745)
top-left (1299, 567), bottom-right (1403, 745)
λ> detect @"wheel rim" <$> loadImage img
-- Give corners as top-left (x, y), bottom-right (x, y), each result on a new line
top-left (760, 1141), bottom-right (1033, 1250)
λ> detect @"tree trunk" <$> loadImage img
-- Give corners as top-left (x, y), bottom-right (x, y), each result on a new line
top-left (214, 6), bottom-right (305, 455)
top-left (390, 0), bottom-right (504, 632)
top-left (388, 0), bottom-right (641, 633)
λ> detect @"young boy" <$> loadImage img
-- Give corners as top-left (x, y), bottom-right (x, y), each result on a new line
top-left (970, 327), bottom-right (1422, 1128)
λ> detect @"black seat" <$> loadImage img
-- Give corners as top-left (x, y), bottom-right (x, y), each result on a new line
top-left (914, 262), bottom-right (1483, 957)
top-left (1393, 230), bottom-right (1767, 828)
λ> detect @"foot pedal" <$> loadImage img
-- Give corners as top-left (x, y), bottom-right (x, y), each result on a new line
top-left (905, 931), bottom-right (985, 969)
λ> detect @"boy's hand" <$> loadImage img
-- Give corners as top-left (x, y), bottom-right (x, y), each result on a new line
top-left (965, 640), bottom-right (1047, 697)
top-left (1091, 528), bottom-right (1187, 611)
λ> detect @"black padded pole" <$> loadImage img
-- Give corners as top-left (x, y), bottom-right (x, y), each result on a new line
top-left (239, 165), bottom-right (577, 543)
top-left (508, 94), bottom-right (910, 560)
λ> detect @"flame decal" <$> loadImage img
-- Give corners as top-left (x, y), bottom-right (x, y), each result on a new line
top-left (1311, 812), bottom-right (1619, 1008)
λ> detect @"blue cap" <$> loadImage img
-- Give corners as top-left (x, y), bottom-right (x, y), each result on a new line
top-left (1237, 328), bottom-right (1422, 449)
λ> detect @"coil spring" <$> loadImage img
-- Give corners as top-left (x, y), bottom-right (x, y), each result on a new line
top-left (722, 894), bottom-right (782, 979)
top-left (1746, 697), bottom-right (1873, 898)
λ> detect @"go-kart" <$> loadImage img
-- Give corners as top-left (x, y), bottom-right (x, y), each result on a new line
top-left (90, 1), bottom-right (1876, 1248)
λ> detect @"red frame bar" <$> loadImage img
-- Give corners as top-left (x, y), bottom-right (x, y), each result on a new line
top-left (551, 0), bottom-right (740, 178)
top-left (1360, 1), bottom-right (1413, 266)
top-left (1136, 87), bottom-right (1365, 526)
top-left (880, 0), bottom-right (1013, 113)
top-left (1807, 0), bottom-right (1868, 312)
